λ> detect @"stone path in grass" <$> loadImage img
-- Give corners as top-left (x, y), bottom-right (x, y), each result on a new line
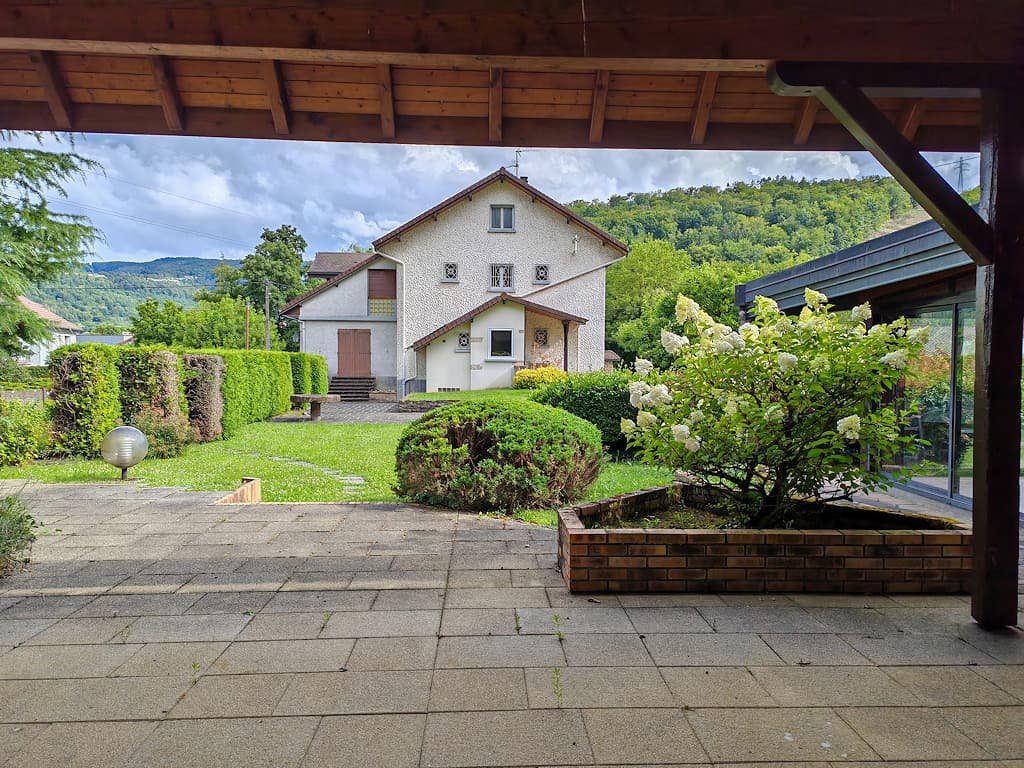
top-left (1, 480), bottom-right (1024, 766)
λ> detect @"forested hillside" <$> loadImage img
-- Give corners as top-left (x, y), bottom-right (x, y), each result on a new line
top-left (569, 176), bottom-right (916, 363)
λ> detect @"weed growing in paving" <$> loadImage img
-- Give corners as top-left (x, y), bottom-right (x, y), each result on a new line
top-left (0, 494), bottom-right (37, 574)
top-left (552, 614), bottom-right (565, 642)
top-left (551, 668), bottom-right (564, 707)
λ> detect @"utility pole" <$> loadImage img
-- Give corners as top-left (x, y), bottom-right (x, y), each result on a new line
top-left (244, 299), bottom-right (250, 350)
top-left (263, 278), bottom-right (271, 350)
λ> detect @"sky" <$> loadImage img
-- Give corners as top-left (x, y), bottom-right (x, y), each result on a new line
top-left (7, 133), bottom-right (980, 264)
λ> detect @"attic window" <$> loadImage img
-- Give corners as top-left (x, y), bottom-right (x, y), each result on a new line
top-left (456, 332), bottom-right (470, 352)
top-left (442, 262), bottom-right (459, 282)
top-left (533, 264), bottom-right (550, 284)
top-left (489, 205), bottom-right (514, 232)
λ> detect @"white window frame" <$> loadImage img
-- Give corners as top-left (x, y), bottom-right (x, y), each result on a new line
top-left (488, 328), bottom-right (514, 359)
top-left (489, 204), bottom-right (515, 232)
top-left (455, 332), bottom-right (471, 353)
top-left (442, 262), bottom-right (459, 283)
top-left (533, 264), bottom-right (550, 284)
top-left (489, 263), bottom-right (514, 291)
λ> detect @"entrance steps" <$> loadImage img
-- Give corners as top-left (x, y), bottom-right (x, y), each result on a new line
top-left (329, 376), bottom-right (373, 401)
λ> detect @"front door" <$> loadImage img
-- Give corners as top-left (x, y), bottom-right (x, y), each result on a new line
top-left (337, 329), bottom-right (372, 377)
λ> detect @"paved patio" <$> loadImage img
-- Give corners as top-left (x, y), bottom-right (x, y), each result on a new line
top-left (273, 400), bottom-right (420, 424)
top-left (1, 480), bottom-right (1023, 766)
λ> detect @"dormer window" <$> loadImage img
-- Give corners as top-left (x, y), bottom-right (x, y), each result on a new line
top-left (489, 205), bottom-right (514, 232)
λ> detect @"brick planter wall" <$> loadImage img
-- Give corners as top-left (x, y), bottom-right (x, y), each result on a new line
top-left (397, 400), bottom-right (449, 413)
top-left (558, 484), bottom-right (971, 594)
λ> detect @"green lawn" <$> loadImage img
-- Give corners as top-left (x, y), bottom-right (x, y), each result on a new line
top-left (0, 422), bottom-right (672, 522)
top-left (405, 388), bottom-right (535, 402)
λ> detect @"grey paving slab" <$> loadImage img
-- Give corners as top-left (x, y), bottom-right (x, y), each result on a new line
top-left (750, 666), bottom-right (920, 706)
top-left (128, 716), bottom-right (320, 768)
top-left (526, 666), bottom-right (674, 708)
top-left (442, 587), bottom-right (550, 609)
top-left (0, 723), bottom-right (50, 764)
top-left (435, 635), bottom-right (565, 668)
top-left (301, 714), bottom-right (426, 768)
top-left (687, 706), bottom-right (878, 762)
top-left (697, 606), bottom-right (828, 633)
top-left (942, 706), bottom-right (1024, 759)
top-left (428, 668), bottom-right (529, 712)
top-left (845, 633), bottom-right (999, 665)
top-left (168, 673), bottom-right (294, 717)
top-left (260, 589), bottom-right (377, 613)
top-left (883, 665), bottom-right (1019, 705)
top-left (24, 616), bottom-right (136, 645)
top-left (624, 606), bottom-right (714, 633)
top-left (349, 571), bottom-right (448, 590)
top-left (440, 608), bottom-right (516, 636)
top-left (561, 633), bottom-right (655, 667)
top-left (73, 592), bottom-right (201, 617)
top-left (516, 606), bottom-right (634, 634)
top-left (0, 676), bottom-right (191, 722)
top-left (760, 633), bottom-right (873, 665)
top-left (0, 617), bottom-right (56, 645)
top-left (320, 609), bottom-right (441, 637)
top-left (583, 707), bottom-right (708, 765)
top-left (420, 710), bottom-right (593, 767)
top-left (236, 611), bottom-right (328, 640)
top-left (661, 666), bottom-right (776, 707)
top-left (274, 670), bottom-right (432, 715)
top-left (184, 590), bottom-right (274, 614)
top-left (112, 641), bottom-right (229, 677)
top-left (345, 636), bottom-right (438, 670)
top-left (0, 594), bottom-right (95, 619)
top-left (643, 633), bottom-right (783, 666)
top-left (837, 707), bottom-right (992, 760)
top-left (801, 607), bottom-right (900, 634)
top-left (372, 588), bottom-right (445, 610)
top-left (0, 642), bottom-right (139, 678)
top-left (210, 638), bottom-right (355, 674)
top-left (4, 721), bottom-right (158, 768)
top-left (446, 569), bottom-right (513, 588)
top-left (975, 664), bottom-right (1024, 701)
top-left (127, 614), bottom-right (252, 643)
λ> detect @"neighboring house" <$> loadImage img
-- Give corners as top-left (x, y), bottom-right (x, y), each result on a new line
top-left (76, 332), bottom-right (134, 346)
top-left (281, 168), bottom-right (628, 398)
top-left (16, 296), bottom-right (81, 365)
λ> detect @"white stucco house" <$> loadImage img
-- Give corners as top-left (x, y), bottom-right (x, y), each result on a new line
top-left (281, 168), bottom-right (628, 398)
top-left (16, 296), bottom-right (81, 366)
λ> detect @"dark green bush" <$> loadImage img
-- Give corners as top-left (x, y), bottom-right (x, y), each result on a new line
top-left (182, 353), bottom-right (224, 442)
top-left (0, 400), bottom-right (50, 466)
top-left (395, 400), bottom-right (602, 512)
top-left (49, 344), bottom-right (121, 456)
top-left (116, 348), bottom-right (191, 457)
top-left (0, 495), bottom-right (37, 574)
top-left (309, 355), bottom-right (328, 395)
top-left (0, 358), bottom-right (49, 387)
top-left (214, 349), bottom-right (294, 437)
top-left (289, 352), bottom-right (313, 395)
top-left (532, 370), bottom-right (636, 448)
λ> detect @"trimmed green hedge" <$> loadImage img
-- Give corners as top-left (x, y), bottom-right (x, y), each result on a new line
top-left (310, 355), bottom-right (328, 395)
top-left (116, 348), bottom-right (191, 458)
top-left (532, 370), bottom-right (636, 448)
top-left (0, 400), bottom-right (49, 466)
top-left (212, 349), bottom-right (293, 437)
top-left (395, 400), bottom-right (602, 513)
top-left (289, 352), bottom-right (313, 396)
top-left (49, 344), bottom-right (121, 456)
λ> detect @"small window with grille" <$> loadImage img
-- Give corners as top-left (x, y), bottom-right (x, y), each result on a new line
top-left (442, 262), bottom-right (459, 282)
top-left (456, 332), bottom-right (470, 352)
top-left (534, 328), bottom-right (549, 346)
top-left (490, 263), bottom-right (514, 291)
top-left (533, 264), bottom-right (550, 284)
top-left (489, 205), bottom-right (514, 232)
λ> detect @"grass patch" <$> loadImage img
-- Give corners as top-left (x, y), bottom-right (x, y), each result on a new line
top-left (0, 494), bottom-right (38, 573)
top-left (404, 388), bottom-right (535, 402)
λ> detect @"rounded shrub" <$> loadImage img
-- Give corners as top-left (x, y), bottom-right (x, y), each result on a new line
top-left (532, 370), bottom-right (636, 447)
top-left (395, 400), bottom-right (602, 513)
top-left (0, 400), bottom-right (50, 466)
top-left (512, 366), bottom-right (567, 389)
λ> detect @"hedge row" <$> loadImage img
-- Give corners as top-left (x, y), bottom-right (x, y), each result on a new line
top-left (49, 344), bottom-right (121, 456)
top-left (288, 352), bottom-right (329, 399)
top-left (212, 349), bottom-right (293, 438)
top-left (117, 348), bottom-right (191, 457)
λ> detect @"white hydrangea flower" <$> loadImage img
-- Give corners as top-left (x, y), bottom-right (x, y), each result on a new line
top-left (689, 409), bottom-right (705, 423)
top-left (723, 399), bottom-right (739, 417)
top-left (799, 306), bottom-right (814, 323)
top-left (908, 325), bottom-right (930, 343)
top-left (650, 383), bottom-right (672, 405)
top-left (620, 418), bottom-right (636, 435)
top-left (683, 436), bottom-right (701, 453)
top-left (636, 410), bottom-right (658, 429)
top-left (661, 329), bottom-right (689, 354)
top-left (671, 423), bottom-right (691, 442)
top-left (725, 331), bottom-right (745, 349)
top-left (675, 296), bottom-right (702, 325)
top-left (753, 295), bottom-right (779, 317)
top-left (836, 415), bottom-right (861, 441)
top-left (628, 381), bottom-right (650, 396)
top-left (634, 358), bottom-right (654, 376)
top-left (739, 322), bottom-right (759, 341)
top-left (764, 404), bottom-right (786, 422)
top-left (851, 302), bottom-right (872, 322)
top-left (778, 352), bottom-right (798, 373)
top-left (868, 323), bottom-right (889, 338)
top-left (880, 350), bottom-right (909, 369)
top-left (713, 340), bottom-right (733, 354)
top-left (804, 287), bottom-right (828, 309)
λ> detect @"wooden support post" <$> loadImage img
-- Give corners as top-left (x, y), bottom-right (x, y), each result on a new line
top-left (589, 69), bottom-right (609, 144)
top-left (488, 67), bottom-right (503, 142)
top-left (261, 59), bottom-right (290, 135)
top-left (690, 71), bottom-right (718, 145)
top-left (972, 85), bottom-right (1024, 628)
top-left (792, 97), bottom-right (819, 146)
top-left (897, 99), bottom-right (924, 140)
top-left (29, 50), bottom-right (72, 130)
top-left (379, 64), bottom-right (395, 139)
top-left (149, 55), bottom-right (184, 131)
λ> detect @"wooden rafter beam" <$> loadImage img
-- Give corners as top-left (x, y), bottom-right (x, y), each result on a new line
top-left (261, 59), bottom-right (290, 135)
top-left (29, 50), bottom-right (71, 130)
top-left (792, 97), bottom-right (819, 146)
top-left (378, 64), bottom-right (395, 139)
top-left (770, 61), bottom-right (1021, 97)
top-left (690, 71), bottom-right (718, 145)
top-left (148, 55), bottom-right (183, 131)
top-left (488, 67), bottom-right (502, 143)
top-left (589, 69), bottom-right (610, 144)
top-left (897, 99), bottom-right (925, 140)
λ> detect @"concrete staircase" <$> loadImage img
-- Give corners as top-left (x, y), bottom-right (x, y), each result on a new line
top-left (329, 376), bottom-right (373, 401)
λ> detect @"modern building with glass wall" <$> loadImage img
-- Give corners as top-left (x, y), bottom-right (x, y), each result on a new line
top-left (736, 216), bottom-right (981, 510)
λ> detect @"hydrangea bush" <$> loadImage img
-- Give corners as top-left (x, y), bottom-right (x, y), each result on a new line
top-left (622, 289), bottom-right (927, 526)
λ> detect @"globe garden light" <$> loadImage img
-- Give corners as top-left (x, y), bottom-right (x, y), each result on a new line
top-left (100, 426), bottom-right (148, 481)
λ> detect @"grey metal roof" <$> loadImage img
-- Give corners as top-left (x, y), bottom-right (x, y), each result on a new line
top-left (735, 216), bottom-right (972, 312)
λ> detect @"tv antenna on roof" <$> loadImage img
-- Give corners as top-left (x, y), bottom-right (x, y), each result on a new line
top-left (509, 148), bottom-right (538, 178)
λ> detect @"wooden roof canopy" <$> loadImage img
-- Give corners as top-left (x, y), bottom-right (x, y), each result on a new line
top-left (0, 1), bottom-right (1019, 151)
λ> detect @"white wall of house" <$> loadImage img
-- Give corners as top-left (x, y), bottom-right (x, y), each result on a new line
top-left (424, 323), bottom-right (471, 391)
top-left (469, 302), bottom-right (524, 390)
top-left (20, 331), bottom-right (76, 366)
top-left (524, 268), bottom-right (607, 371)
top-left (302, 320), bottom-right (396, 381)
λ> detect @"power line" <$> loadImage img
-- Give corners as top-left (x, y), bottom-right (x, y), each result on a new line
top-left (83, 169), bottom-right (266, 221)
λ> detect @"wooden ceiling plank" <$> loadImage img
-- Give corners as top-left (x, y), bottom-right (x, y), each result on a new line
top-left (690, 71), bottom-right (719, 145)
top-left (488, 66), bottom-right (502, 142)
top-left (589, 69), bottom-right (609, 143)
top-left (897, 99), bottom-right (925, 139)
top-left (261, 58), bottom-right (290, 135)
top-left (149, 55), bottom-right (184, 131)
top-left (378, 63), bottom-right (395, 139)
top-left (29, 50), bottom-right (71, 129)
top-left (792, 96), bottom-right (819, 145)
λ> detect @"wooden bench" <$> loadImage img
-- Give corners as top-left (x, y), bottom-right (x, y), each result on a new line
top-left (290, 394), bottom-right (341, 422)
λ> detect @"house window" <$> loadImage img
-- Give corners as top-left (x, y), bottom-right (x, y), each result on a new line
top-left (534, 328), bottom-right (549, 346)
top-left (456, 332), bottom-right (470, 352)
top-left (488, 329), bottom-right (513, 358)
top-left (442, 262), bottom-right (459, 282)
top-left (489, 205), bottom-right (514, 232)
top-left (490, 263), bottom-right (514, 291)
top-left (367, 268), bottom-right (397, 316)
top-left (533, 264), bottom-right (550, 284)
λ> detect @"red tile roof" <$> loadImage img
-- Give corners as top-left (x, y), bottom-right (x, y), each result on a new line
top-left (18, 296), bottom-right (82, 332)
top-left (307, 251), bottom-right (369, 276)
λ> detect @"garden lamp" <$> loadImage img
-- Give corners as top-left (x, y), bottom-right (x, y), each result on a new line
top-left (101, 426), bottom-right (149, 481)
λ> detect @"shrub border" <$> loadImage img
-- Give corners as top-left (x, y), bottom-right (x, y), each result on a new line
top-left (558, 482), bottom-right (971, 594)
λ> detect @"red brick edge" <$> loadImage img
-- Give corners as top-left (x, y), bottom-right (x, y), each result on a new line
top-left (213, 477), bottom-right (262, 505)
top-left (557, 484), bottom-right (971, 594)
